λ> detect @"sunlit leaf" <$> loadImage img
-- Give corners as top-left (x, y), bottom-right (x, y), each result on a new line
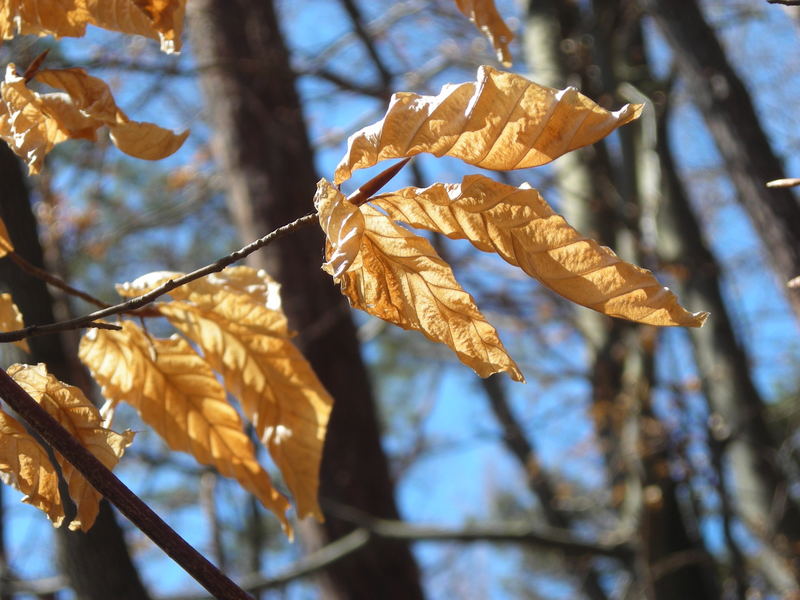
top-left (315, 180), bottom-right (364, 278)
top-left (78, 321), bottom-right (292, 532)
top-left (8, 363), bottom-right (134, 531)
top-left (372, 175), bottom-right (707, 327)
top-left (0, 403), bottom-right (63, 527)
top-left (0, 293), bottom-right (30, 353)
top-left (115, 271), bottom-right (333, 519)
top-left (0, 65), bottom-right (188, 173)
top-left (1, 0), bottom-right (186, 54)
top-left (334, 65), bottom-right (642, 184)
top-left (317, 180), bottom-right (523, 381)
top-left (453, 0), bottom-right (514, 66)
top-left (87, 0), bottom-right (186, 53)
top-left (117, 267), bottom-right (333, 520)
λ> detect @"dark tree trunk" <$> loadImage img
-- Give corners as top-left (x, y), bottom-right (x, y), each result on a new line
top-left (0, 144), bottom-right (150, 600)
top-left (640, 0), bottom-right (800, 320)
top-left (187, 1), bottom-right (424, 598)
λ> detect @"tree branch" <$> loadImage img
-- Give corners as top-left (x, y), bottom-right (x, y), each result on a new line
top-left (0, 212), bottom-right (318, 343)
top-left (164, 514), bottom-right (631, 600)
top-left (0, 368), bottom-right (254, 600)
top-left (6, 250), bottom-right (110, 309)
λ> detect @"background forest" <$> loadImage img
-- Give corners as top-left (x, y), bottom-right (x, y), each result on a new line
top-left (0, 0), bottom-right (799, 599)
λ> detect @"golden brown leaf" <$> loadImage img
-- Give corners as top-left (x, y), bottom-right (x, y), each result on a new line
top-left (315, 180), bottom-right (365, 277)
top-left (117, 267), bottom-right (333, 521)
top-left (0, 293), bottom-right (30, 353)
top-left (453, 0), bottom-right (514, 66)
top-left (1, 0), bottom-right (185, 54)
top-left (0, 65), bottom-right (188, 173)
top-left (8, 363), bottom-right (134, 531)
top-left (334, 66), bottom-right (642, 184)
top-left (5, 0), bottom-right (89, 39)
top-left (35, 67), bottom-right (189, 157)
top-left (0, 217), bottom-right (12, 256)
top-left (87, 0), bottom-right (186, 53)
top-left (317, 180), bottom-right (523, 381)
top-left (372, 175), bottom-right (707, 327)
top-left (0, 404), bottom-right (63, 527)
top-left (78, 321), bottom-right (292, 531)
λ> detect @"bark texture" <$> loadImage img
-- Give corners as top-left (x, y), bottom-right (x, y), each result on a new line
top-left (187, 2), bottom-right (424, 598)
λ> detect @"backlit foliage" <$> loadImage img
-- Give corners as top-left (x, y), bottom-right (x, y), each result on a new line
top-left (0, 0), bottom-right (706, 535)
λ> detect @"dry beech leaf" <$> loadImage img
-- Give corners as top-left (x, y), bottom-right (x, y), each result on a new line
top-left (315, 181), bottom-right (364, 277)
top-left (0, 405), bottom-right (63, 527)
top-left (454, 0), bottom-right (514, 66)
top-left (0, 216), bottom-right (14, 256)
top-left (373, 175), bottom-right (707, 327)
top-left (0, 293), bottom-right (30, 353)
top-left (1, 0), bottom-right (185, 54)
top-left (0, 64), bottom-right (188, 174)
top-left (8, 363), bottom-right (134, 531)
top-left (317, 180), bottom-right (523, 381)
top-left (78, 321), bottom-right (292, 532)
top-left (35, 67), bottom-right (188, 157)
top-left (116, 267), bottom-right (334, 520)
top-left (334, 65), bottom-right (642, 185)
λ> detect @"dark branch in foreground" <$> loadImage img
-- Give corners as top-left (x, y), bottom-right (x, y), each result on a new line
top-left (0, 369), bottom-right (254, 600)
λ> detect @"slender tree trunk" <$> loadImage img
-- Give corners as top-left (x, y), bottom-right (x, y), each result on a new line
top-left (187, 2), bottom-right (424, 598)
top-left (654, 102), bottom-right (800, 592)
top-left (526, 2), bottom-right (723, 596)
top-left (640, 0), bottom-right (800, 320)
top-left (0, 144), bottom-right (150, 600)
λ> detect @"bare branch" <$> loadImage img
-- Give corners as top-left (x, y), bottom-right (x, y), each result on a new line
top-left (0, 212), bottom-right (318, 343)
top-left (6, 251), bottom-right (110, 309)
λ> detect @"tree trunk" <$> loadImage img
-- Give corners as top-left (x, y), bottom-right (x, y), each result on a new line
top-left (186, 2), bottom-right (424, 598)
top-left (654, 102), bottom-right (800, 592)
top-left (526, 2), bottom-right (723, 596)
top-left (640, 0), bottom-right (800, 320)
top-left (0, 144), bottom-right (150, 600)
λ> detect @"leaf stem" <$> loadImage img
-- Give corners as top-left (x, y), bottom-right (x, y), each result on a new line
top-left (0, 368), bottom-right (254, 600)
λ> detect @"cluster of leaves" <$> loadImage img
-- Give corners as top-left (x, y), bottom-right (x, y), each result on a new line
top-left (317, 65), bottom-right (707, 382)
top-left (0, 0), bottom-right (706, 537)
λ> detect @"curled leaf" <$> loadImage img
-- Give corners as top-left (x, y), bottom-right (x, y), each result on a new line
top-left (79, 321), bottom-right (292, 532)
top-left (0, 404), bottom-right (63, 527)
top-left (335, 65), bottom-right (642, 184)
top-left (373, 175), bottom-right (707, 327)
top-left (0, 65), bottom-right (188, 173)
top-left (319, 180), bottom-right (522, 381)
top-left (0, 293), bottom-right (30, 353)
top-left (8, 363), bottom-right (134, 531)
top-left (315, 179), bottom-right (365, 277)
top-left (454, 0), bottom-right (515, 66)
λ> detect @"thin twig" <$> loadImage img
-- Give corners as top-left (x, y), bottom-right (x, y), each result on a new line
top-left (7, 251), bottom-right (110, 309)
top-left (0, 156), bottom-right (415, 344)
top-left (0, 369), bottom-right (254, 600)
top-left (0, 212), bottom-right (318, 343)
